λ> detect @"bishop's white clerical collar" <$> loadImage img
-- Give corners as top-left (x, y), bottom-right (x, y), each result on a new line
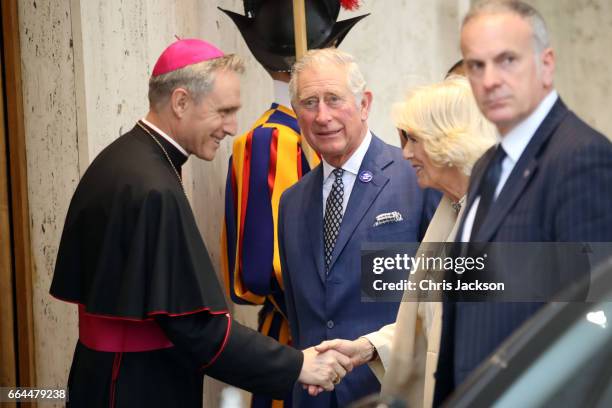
top-left (140, 118), bottom-right (189, 157)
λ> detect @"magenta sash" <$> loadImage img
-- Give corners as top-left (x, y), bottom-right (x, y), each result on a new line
top-left (78, 305), bottom-right (173, 352)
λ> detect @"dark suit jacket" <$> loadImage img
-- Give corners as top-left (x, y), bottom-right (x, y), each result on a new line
top-left (279, 135), bottom-right (439, 407)
top-left (434, 98), bottom-right (612, 405)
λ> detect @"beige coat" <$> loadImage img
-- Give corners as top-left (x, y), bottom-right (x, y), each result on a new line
top-left (363, 196), bottom-right (463, 408)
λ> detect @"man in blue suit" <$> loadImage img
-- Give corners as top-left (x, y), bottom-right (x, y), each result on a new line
top-left (434, 0), bottom-right (612, 404)
top-left (278, 48), bottom-right (438, 407)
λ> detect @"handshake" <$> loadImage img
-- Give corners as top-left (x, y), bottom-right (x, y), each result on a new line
top-left (298, 337), bottom-right (377, 396)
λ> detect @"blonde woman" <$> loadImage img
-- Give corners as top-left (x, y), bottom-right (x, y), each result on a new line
top-left (316, 76), bottom-right (496, 407)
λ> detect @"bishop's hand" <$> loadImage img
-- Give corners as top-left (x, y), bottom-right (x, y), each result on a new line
top-left (298, 346), bottom-right (353, 396)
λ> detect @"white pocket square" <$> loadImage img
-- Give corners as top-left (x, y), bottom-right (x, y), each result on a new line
top-left (373, 211), bottom-right (403, 227)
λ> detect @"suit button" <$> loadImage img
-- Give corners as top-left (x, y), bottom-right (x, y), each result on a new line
top-left (327, 320), bottom-right (334, 329)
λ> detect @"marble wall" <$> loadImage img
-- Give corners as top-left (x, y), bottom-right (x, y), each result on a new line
top-left (16, 1), bottom-right (611, 407)
top-left (532, 0), bottom-right (612, 136)
top-left (18, 1), bottom-right (80, 401)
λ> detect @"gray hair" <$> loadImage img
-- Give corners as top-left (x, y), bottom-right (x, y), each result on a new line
top-left (148, 54), bottom-right (245, 110)
top-left (463, 0), bottom-right (550, 55)
top-left (289, 48), bottom-right (367, 104)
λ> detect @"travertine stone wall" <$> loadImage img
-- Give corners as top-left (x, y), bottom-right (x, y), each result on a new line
top-left (531, 0), bottom-right (612, 138)
top-left (18, 0), bottom-right (80, 400)
top-left (18, 1), bottom-right (611, 408)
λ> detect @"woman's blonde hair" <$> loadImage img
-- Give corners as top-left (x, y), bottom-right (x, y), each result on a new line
top-left (393, 75), bottom-right (496, 175)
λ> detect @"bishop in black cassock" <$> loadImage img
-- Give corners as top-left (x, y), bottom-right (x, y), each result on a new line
top-left (50, 39), bottom-right (316, 408)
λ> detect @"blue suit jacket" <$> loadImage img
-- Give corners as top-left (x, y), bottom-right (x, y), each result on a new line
top-left (434, 98), bottom-right (612, 405)
top-left (279, 135), bottom-right (439, 407)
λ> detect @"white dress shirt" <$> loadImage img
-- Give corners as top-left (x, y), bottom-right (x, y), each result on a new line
top-left (141, 118), bottom-right (189, 157)
top-left (461, 90), bottom-right (558, 241)
top-left (322, 130), bottom-right (373, 216)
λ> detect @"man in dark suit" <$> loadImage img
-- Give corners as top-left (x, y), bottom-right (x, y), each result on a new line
top-left (278, 48), bottom-right (438, 407)
top-left (434, 0), bottom-right (612, 404)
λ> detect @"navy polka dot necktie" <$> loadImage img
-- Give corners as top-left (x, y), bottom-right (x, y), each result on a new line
top-left (324, 168), bottom-right (344, 272)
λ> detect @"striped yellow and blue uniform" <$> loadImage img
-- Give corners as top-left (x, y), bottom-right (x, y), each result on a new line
top-left (222, 103), bottom-right (319, 408)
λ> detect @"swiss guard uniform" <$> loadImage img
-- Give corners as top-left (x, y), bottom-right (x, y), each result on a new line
top-left (219, 1), bottom-right (367, 407)
top-left (223, 101), bottom-right (314, 335)
top-left (50, 39), bottom-right (302, 408)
